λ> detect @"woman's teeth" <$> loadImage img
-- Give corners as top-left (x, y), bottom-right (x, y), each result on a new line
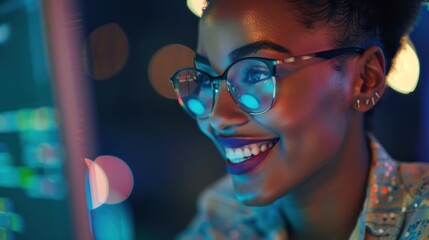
top-left (225, 142), bottom-right (274, 164)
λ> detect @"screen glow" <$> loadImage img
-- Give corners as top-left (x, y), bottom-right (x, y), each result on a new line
top-left (239, 94), bottom-right (260, 110)
top-left (187, 99), bottom-right (205, 115)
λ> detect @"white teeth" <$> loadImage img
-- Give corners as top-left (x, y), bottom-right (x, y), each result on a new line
top-left (244, 148), bottom-right (252, 157)
top-left (225, 141), bottom-right (276, 164)
top-left (251, 145), bottom-right (260, 155)
top-left (235, 149), bottom-right (244, 158)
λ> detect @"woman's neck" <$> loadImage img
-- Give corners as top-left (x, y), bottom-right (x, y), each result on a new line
top-left (278, 116), bottom-right (371, 240)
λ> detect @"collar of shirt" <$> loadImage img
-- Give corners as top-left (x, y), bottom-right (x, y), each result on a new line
top-left (349, 135), bottom-right (405, 239)
top-left (351, 135), bottom-right (429, 239)
top-left (247, 134), bottom-right (429, 239)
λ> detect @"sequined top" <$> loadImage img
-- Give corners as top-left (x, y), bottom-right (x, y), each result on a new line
top-left (177, 138), bottom-right (429, 240)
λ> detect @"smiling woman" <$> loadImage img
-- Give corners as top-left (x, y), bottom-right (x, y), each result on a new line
top-left (170, 0), bottom-right (429, 239)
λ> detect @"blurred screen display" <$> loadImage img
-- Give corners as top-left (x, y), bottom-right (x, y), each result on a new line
top-left (0, 1), bottom-right (78, 239)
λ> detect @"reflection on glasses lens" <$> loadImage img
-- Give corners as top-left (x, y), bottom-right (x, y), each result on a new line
top-left (174, 69), bottom-right (213, 118)
top-left (238, 94), bottom-right (260, 110)
top-left (187, 98), bottom-right (205, 115)
top-left (172, 58), bottom-right (276, 118)
top-left (227, 59), bottom-right (274, 114)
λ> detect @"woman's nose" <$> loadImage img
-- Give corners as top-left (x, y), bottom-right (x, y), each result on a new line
top-left (208, 82), bottom-right (249, 132)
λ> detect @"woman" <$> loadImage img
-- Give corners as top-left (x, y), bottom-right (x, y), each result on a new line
top-left (170, 0), bottom-right (429, 239)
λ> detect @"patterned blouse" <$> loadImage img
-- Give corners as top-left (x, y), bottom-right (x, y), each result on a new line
top-left (177, 137), bottom-right (429, 239)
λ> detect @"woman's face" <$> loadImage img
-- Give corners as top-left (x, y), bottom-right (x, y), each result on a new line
top-left (195, 0), bottom-right (358, 205)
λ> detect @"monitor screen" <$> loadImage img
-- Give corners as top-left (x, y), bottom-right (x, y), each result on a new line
top-left (0, 0), bottom-right (94, 239)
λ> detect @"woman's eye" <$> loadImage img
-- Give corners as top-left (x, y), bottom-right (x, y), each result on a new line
top-left (247, 69), bottom-right (271, 82)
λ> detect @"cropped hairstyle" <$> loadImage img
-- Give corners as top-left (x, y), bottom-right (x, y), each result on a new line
top-left (203, 0), bottom-right (427, 73)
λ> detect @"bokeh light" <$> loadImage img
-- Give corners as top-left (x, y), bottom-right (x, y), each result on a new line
top-left (148, 44), bottom-right (195, 99)
top-left (84, 23), bottom-right (129, 81)
top-left (387, 37), bottom-right (420, 94)
top-left (85, 158), bottom-right (109, 210)
top-left (94, 155), bottom-right (134, 205)
top-left (187, 0), bottom-right (207, 17)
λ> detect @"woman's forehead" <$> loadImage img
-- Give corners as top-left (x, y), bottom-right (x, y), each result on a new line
top-left (200, 0), bottom-right (295, 40)
top-left (197, 0), bottom-right (335, 68)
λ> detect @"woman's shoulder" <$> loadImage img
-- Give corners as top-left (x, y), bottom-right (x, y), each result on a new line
top-left (370, 135), bottom-right (429, 199)
top-left (398, 160), bottom-right (429, 175)
top-left (393, 161), bottom-right (429, 238)
top-left (397, 160), bottom-right (429, 209)
top-left (397, 160), bottom-right (429, 197)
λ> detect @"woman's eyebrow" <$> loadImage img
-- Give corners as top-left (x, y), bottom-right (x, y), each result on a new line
top-left (228, 40), bottom-right (291, 62)
top-left (194, 40), bottom-right (291, 66)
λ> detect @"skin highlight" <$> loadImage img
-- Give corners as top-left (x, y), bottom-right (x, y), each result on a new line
top-left (194, 0), bottom-right (387, 239)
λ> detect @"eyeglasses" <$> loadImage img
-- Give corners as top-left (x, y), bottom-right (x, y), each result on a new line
top-left (170, 47), bottom-right (364, 119)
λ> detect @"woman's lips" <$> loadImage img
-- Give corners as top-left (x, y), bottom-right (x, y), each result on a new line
top-left (216, 137), bottom-right (279, 175)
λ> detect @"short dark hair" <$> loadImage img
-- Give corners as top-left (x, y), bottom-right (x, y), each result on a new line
top-left (287, 0), bottom-right (426, 73)
top-left (204, 0), bottom-right (427, 73)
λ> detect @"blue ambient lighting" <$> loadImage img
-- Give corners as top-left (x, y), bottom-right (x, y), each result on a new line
top-left (187, 99), bottom-right (205, 115)
top-left (239, 94), bottom-right (260, 110)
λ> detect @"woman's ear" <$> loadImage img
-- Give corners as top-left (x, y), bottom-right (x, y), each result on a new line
top-left (352, 45), bottom-right (386, 112)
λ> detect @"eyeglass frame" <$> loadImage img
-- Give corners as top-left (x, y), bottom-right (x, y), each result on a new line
top-left (170, 47), bottom-right (365, 119)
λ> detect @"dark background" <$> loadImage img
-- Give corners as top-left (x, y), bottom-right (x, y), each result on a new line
top-left (78, 1), bottom-right (429, 239)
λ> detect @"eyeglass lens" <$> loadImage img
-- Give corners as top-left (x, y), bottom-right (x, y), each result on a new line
top-left (174, 59), bottom-right (276, 118)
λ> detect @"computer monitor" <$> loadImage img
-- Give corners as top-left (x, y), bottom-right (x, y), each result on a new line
top-left (0, 0), bottom-right (94, 239)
